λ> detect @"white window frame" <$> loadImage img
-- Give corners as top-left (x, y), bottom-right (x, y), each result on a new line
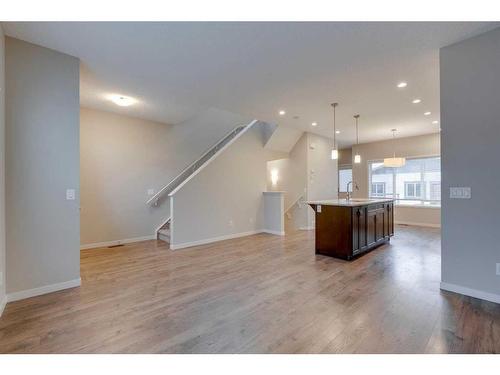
top-left (371, 182), bottom-right (386, 197)
top-left (338, 165), bottom-right (353, 193)
top-left (404, 181), bottom-right (423, 199)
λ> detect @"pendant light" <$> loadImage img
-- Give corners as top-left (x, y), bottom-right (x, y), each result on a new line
top-left (330, 102), bottom-right (339, 160)
top-left (353, 114), bottom-right (361, 163)
top-left (383, 129), bottom-right (406, 168)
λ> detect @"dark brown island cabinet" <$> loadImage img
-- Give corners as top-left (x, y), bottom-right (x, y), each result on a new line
top-left (308, 199), bottom-right (394, 260)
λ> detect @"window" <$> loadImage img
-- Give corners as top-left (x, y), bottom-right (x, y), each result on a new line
top-left (338, 167), bottom-right (352, 193)
top-left (371, 182), bottom-right (386, 197)
top-left (405, 182), bottom-right (422, 198)
top-left (368, 156), bottom-right (440, 207)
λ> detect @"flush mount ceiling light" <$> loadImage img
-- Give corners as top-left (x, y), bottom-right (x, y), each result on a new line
top-left (278, 110), bottom-right (286, 116)
top-left (397, 82), bottom-right (408, 88)
top-left (311, 122), bottom-right (317, 127)
top-left (330, 103), bottom-right (339, 160)
top-left (384, 129), bottom-right (406, 168)
top-left (432, 120), bottom-right (439, 124)
top-left (108, 94), bottom-right (136, 107)
top-left (424, 111), bottom-right (431, 116)
top-left (412, 99), bottom-right (422, 104)
top-left (353, 114), bottom-right (361, 164)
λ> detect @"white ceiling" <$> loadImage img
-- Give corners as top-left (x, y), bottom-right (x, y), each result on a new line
top-left (3, 22), bottom-right (498, 147)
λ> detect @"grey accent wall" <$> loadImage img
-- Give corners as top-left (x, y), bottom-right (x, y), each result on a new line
top-left (440, 27), bottom-right (500, 298)
top-left (5, 37), bottom-right (80, 294)
top-left (0, 27), bottom-right (6, 310)
top-left (80, 107), bottom-right (251, 246)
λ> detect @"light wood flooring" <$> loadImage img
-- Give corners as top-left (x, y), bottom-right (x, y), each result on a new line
top-left (1, 225), bottom-right (499, 353)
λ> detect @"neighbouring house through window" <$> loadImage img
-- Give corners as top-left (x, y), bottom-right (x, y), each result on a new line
top-left (368, 156), bottom-right (441, 207)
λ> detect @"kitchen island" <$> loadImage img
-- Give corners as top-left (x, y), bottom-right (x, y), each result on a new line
top-left (308, 199), bottom-right (394, 260)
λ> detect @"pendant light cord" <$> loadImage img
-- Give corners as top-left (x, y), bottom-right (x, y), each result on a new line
top-left (354, 115), bottom-right (360, 145)
top-left (331, 103), bottom-right (338, 148)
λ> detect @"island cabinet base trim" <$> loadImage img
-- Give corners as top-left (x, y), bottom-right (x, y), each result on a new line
top-left (440, 282), bottom-right (500, 304)
top-left (316, 238), bottom-right (390, 260)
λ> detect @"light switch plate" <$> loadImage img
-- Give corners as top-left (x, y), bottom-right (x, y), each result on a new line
top-left (317, 205), bottom-right (322, 213)
top-left (496, 263), bottom-right (500, 276)
top-left (450, 187), bottom-right (471, 199)
top-left (66, 189), bottom-right (76, 200)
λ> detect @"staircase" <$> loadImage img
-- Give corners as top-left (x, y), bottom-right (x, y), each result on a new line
top-left (158, 219), bottom-right (171, 243)
top-left (149, 120), bottom-right (258, 245)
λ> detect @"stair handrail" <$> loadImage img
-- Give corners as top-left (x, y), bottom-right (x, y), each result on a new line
top-left (285, 194), bottom-right (305, 213)
top-left (146, 124), bottom-right (246, 206)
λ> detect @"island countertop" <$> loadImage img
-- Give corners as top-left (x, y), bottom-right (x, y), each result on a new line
top-left (307, 198), bottom-right (394, 207)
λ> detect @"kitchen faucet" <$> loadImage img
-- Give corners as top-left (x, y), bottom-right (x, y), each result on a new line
top-left (346, 181), bottom-right (359, 201)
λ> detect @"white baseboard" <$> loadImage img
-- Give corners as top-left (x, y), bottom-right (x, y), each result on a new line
top-left (0, 295), bottom-right (6, 317)
top-left (170, 230), bottom-right (263, 250)
top-left (80, 235), bottom-right (156, 250)
top-left (261, 229), bottom-right (285, 236)
top-left (440, 282), bottom-right (500, 305)
top-left (299, 226), bottom-right (314, 230)
top-left (395, 221), bottom-right (441, 228)
top-left (7, 278), bottom-right (81, 303)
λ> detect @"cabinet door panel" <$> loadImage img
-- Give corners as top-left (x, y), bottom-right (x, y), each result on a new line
top-left (367, 210), bottom-right (377, 246)
top-left (375, 209), bottom-right (385, 242)
top-left (352, 207), bottom-right (367, 253)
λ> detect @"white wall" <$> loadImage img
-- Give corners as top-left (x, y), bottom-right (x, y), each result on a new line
top-left (80, 107), bottom-right (251, 247)
top-left (5, 37), bottom-right (80, 296)
top-left (351, 133), bottom-right (441, 227)
top-left (0, 26), bottom-right (6, 314)
top-left (267, 132), bottom-right (338, 230)
top-left (440, 27), bottom-right (500, 302)
top-left (170, 124), bottom-right (283, 248)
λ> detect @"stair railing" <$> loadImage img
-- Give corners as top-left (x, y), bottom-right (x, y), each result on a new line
top-left (146, 124), bottom-right (247, 206)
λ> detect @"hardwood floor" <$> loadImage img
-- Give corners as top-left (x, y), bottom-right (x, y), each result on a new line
top-left (1, 225), bottom-right (499, 353)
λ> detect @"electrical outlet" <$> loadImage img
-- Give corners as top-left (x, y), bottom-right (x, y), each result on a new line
top-left (496, 263), bottom-right (500, 276)
top-left (450, 187), bottom-right (471, 199)
top-left (66, 189), bottom-right (76, 200)
top-left (229, 220), bottom-right (234, 227)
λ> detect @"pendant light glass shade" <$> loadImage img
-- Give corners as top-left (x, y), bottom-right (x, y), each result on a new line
top-left (354, 154), bottom-right (361, 163)
top-left (383, 129), bottom-right (406, 168)
top-left (331, 149), bottom-right (339, 160)
top-left (383, 157), bottom-right (405, 167)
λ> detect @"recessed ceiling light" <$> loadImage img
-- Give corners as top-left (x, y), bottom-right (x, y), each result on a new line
top-left (412, 99), bottom-right (422, 104)
top-left (108, 94), bottom-right (136, 107)
top-left (432, 120), bottom-right (439, 124)
top-left (424, 111), bottom-right (431, 116)
top-left (397, 82), bottom-right (407, 88)
top-left (279, 110), bottom-right (286, 116)
top-left (335, 130), bottom-right (340, 134)
top-left (311, 122), bottom-right (317, 127)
